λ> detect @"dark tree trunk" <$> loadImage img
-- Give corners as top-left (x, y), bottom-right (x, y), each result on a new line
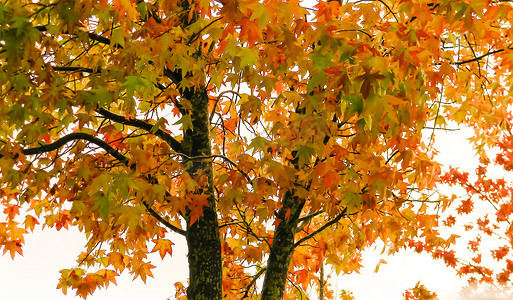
top-left (183, 88), bottom-right (222, 300)
top-left (260, 191), bottom-right (304, 300)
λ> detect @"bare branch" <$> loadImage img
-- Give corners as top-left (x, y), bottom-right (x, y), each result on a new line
top-left (209, 90), bottom-right (241, 124)
top-left (293, 207), bottom-right (347, 248)
top-left (218, 221), bottom-right (241, 228)
top-left (187, 17), bottom-right (222, 45)
top-left (298, 210), bottom-right (324, 223)
top-left (163, 68), bottom-right (184, 91)
top-left (53, 66), bottom-right (98, 73)
top-left (454, 47), bottom-right (509, 65)
top-left (1, 132), bottom-right (130, 164)
top-left (142, 202), bottom-right (187, 236)
top-left (35, 25), bottom-right (122, 49)
top-left (241, 267), bottom-right (266, 299)
top-left (297, 210), bottom-right (324, 232)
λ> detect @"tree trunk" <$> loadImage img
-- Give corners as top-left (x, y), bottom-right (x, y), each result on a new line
top-left (319, 262), bottom-right (325, 300)
top-left (260, 191), bottom-right (304, 300)
top-left (183, 88), bottom-right (222, 300)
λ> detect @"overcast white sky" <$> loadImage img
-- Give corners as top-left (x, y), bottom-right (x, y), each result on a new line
top-left (0, 229), bottom-right (467, 300)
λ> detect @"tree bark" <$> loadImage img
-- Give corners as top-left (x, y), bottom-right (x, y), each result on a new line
top-left (260, 191), bottom-right (304, 300)
top-left (183, 88), bottom-right (222, 300)
top-left (319, 262), bottom-right (325, 300)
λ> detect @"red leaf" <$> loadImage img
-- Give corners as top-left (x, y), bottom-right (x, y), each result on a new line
top-left (188, 194), bottom-right (211, 225)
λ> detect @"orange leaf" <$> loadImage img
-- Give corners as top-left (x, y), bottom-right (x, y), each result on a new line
top-left (2, 240), bottom-right (23, 258)
top-left (188, 194), bottom-right (211, 225)
top-left (151, 239), bottom-right (175, 259)
top-left (4, 205), bottom-right (20, 219)
top-left (322, 170), bottom-right (338, 188)
top-left (23, 215), bottom-right (39, 231)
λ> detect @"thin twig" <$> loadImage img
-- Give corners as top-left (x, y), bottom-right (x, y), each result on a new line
top-left (241, 267), bottom-right (266, 299)
top-left (294, 207), bottom-right (347, 248)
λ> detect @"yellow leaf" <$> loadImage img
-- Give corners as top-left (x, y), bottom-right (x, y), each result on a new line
top-left (374, 258), bottom-right (388, 273)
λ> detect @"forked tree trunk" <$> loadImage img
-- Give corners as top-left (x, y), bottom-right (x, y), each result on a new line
top-left (183, 88), bottom-right (222, 300)
top-left (260, 191), bottom-right (304, 300)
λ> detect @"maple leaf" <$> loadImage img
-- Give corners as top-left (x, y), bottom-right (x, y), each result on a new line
top-left (1, 240), bottom-right (23, 258)
top-left (4, 205), bottom-right (19, 219)
top-left (130, 261), bottom-right (155, 283)
top-left (97, 269), bottom-right (119, 288)
top-left (23, 215), bottom-right (39, 231)
top-left (355, 67), bottom-right (386, 99)
top-left (322, 169), bottom-right (339, 188)
top-left (492, 246), bottom-right (509, 261)
top-left (107, 252), bottom-right (127, 272)
top-left (404, 282), bottom-right (437, 300)
top-left (457, 199), bottom-right (474, 214)
top-left (374, 259), bottom-right (388, 273)
top-left (151, 238), bottom-right (175, 259)
top-left (188, 194), bottom-right (210, 225)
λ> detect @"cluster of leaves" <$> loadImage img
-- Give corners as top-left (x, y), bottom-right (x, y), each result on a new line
top-left (403, 281), bottom-right (437, 300)
top-left (1, 0), bottom-right (513, 299)
top-left (440, 117), bottom-right (513, 296)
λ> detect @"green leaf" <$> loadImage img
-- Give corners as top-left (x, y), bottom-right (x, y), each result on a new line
top-left (236, 47), bottom-right (259, 68)
top-left (344, 96), bottom-right (364, 116)
top-left (249, 3), bottom-right (270, 28)
top-left (173, 115), bottom-right (193, 131)
top-left (94, 193), bottom-right (110, 219)
top-left (343, 192), bottom-right (361, 211)
top-left (10, 16), bottom-right (30, 37)
top-left (88, 173), bottom-right (111, 194)
top-left (8, 103), bottom-right (28, 125)
top-left (122, 76), bottom-right (152, 99)
top-left (70, 200), bottom-right (87, 219)
top-left (111, 28), bottom-right (125, 48)
top-left (310, 52), bottom-right (333, 71)
top-left (249, 136), bottom-right (267, 153)
top-left (0, 5), bottom-right (10, 22)
top-left (295, 145), bottom-right (315, 167)
top-left (151, 117), bottom-right (168, 133)
top-left (307, 71), bottom-right (326, 93)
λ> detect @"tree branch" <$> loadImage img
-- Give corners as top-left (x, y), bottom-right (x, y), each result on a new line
top-left (53, 66), bottom-right (98, 73)
top-left (96, 108), bottom-right (183, 153)
top-left (173, 152), bottom-right (252, 182)
top-left (293, 207), bottom-right (347, 248)
top-left (36, 24), bottom-right (187, 116)
top-left (241, 267), bottom-right (266, 299)
top-left (163, 68), bottom-right (185, 91)
top-left (298, 210), bottom-right (324, 223)
top-left (1, 132), bottom-right (130, 164)
top-left (454, 47), bottom-right (509, 65)
top-left (142, 202), bottom-right (186, 236)
top-left (35, 25), bottom-right (122, 49)
top-left (297, 210), bottom-right (324, 232)
top-left (1, 132), bottom-right (186, 236)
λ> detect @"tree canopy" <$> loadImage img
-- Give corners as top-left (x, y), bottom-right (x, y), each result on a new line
top-left (1, 0), bottom-right (513, 299)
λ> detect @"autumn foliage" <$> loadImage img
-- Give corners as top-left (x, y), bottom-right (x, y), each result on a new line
top-left (2, 0), bottom-right (513, 299)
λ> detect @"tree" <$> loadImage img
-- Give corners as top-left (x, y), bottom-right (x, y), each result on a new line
top-left (1, 0), bottom-right (513, 299)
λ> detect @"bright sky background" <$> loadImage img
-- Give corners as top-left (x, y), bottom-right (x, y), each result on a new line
top-left (3, 127), bottom-right (507, 300)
